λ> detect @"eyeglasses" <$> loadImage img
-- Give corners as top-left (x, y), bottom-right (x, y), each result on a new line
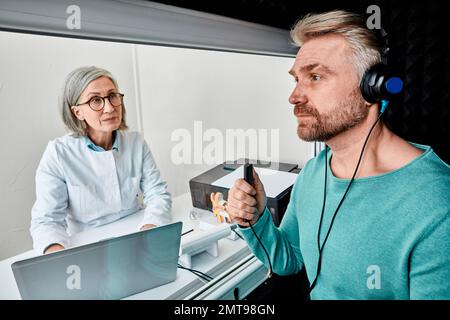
top-left (76, 93), bottom-right (124, 111)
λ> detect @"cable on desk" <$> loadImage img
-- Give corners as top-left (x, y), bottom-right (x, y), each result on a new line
top-left (232, 228), bottom-right (244, 240)
top-left (181, 228), bottom-right (194, 236)
top-left (177, 263), bottom-right (213, 282)
top-left (233, 287), bottom-right (239, 300)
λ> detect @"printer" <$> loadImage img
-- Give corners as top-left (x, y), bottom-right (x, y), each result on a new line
top-left (189, 159), bottom-right (300, 226)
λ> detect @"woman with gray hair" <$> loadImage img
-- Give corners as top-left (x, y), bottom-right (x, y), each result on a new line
top-left (30, 66), bottom-right (172, 254)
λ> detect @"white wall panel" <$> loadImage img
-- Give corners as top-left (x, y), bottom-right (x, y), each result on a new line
top-left (136, 45), bottom-right (312, 198)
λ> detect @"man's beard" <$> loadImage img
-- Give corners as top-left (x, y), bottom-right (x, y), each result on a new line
top-left (296, 89), bottom-right (368, 142)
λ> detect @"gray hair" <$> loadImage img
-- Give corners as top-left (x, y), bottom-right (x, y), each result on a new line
top-left (290, 10), bottom-right (382, 81)
top-left (60, 66), bottom-right (128, 136)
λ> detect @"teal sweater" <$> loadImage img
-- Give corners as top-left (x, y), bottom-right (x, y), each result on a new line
top-left (240, 143), bottom-right (450, 299)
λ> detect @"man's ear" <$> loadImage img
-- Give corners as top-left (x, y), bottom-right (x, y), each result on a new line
top-left (71, 106), bottom-right (85, 121)
top-left (362, 98), bottom-right (376, 109)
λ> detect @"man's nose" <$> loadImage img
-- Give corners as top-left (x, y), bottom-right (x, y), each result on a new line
top-left (288, 83), bottom-right (307, 106)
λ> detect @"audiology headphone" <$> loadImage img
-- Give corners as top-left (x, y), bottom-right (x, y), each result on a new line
top-left (359, 27), bottom-right (404, 111)
top-left (308, 27), bottom-right (404, 296)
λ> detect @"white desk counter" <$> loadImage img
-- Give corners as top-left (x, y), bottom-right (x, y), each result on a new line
top-left (0, 193), bottom-right (268, 300)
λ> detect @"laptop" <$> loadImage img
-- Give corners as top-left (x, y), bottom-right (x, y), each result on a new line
top-left (12, 221), bottom-right (182, 300)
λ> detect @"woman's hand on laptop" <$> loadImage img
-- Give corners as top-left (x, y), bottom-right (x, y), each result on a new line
top-left (140, 224), bottom-right (156, 231)
top-left (44, 243), bottom-right (65, 254)
top-left (43, 225), bottom-right (155, 255)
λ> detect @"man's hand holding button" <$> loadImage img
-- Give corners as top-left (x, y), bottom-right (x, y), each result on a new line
top-left (227, 169), bottom-right (267, 227)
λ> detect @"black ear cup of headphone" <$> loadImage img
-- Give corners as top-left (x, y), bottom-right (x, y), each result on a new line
top-left (359, 27), bottom-right (404, 104)
top-left (360, 63), bottom-right (404, 104)
top-left (360, 63), bottom-right (387, 103)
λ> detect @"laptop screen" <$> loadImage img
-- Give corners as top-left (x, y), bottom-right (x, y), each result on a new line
top-left (12, 221), bottom-right (182, 300)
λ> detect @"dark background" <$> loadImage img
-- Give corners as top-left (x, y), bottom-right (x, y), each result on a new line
top-left (152, 0), bottom-right (450, 166)
top-left (151, 0), bottom-right (449, 300)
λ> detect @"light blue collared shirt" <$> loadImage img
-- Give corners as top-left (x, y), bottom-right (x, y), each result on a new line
top-left (81, 130), bottom-right (119, 152)
top-left (30, 131), bottom-right (172, 254)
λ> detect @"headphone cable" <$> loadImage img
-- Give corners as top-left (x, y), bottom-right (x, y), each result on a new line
top-left (248, 218), bottom-right (273, 278)
top-left (309, 112), bottom-right (384, 295)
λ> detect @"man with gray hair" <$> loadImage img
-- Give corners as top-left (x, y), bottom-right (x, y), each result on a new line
top-left (227, 10), bottom-right (450, 299)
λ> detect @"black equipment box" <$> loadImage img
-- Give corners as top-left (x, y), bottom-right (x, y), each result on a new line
top-left (189, 159), bottom-right (300, 226)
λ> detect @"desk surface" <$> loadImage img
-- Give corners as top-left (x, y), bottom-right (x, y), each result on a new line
top-left (0, 193), bottom-right (267, 300)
